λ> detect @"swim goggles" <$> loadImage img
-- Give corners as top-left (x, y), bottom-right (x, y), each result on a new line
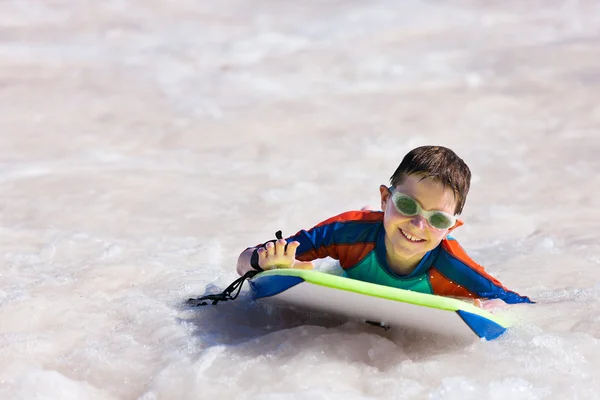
top-left (388, 187), bottom-right (457, 230)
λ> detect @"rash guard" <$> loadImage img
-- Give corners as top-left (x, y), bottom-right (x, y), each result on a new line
top-left (281, 210), bottom-right (532, 304)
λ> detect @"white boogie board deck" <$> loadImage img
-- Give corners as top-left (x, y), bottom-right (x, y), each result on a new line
top-left (249, 269), bottom-right (511, 341)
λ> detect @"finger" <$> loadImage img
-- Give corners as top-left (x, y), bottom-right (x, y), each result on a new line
top-left (257, 246), bottom-right (266, 258)
top-left (275, 239), bottom-right (286, 256)
top-left (285, 241), bottom-right (300, 256)
top-left (265, 242), bottom-right (275, 257)
top-left (256, 247), bottom-right (268, 270)
top-left (294, 261), bottom-right (314, 270)
top-left (483, 299), bottom-right (507, 311)
top-left (473, 299), bottom-right (483, 308)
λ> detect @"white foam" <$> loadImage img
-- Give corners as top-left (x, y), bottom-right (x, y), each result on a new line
top-left (2, 0), bottom-right (600, 398)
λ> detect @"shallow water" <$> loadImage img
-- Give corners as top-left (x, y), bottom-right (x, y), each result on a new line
top-left (1, 0), bottom-right (600, 399)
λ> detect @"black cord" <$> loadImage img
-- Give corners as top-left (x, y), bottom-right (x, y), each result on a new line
top-left (186, 270), bottom-right (260, 307)
top-left (187, 231), bottom-right (284, 307)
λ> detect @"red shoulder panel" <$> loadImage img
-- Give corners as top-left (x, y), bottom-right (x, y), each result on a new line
top-left (429, 268), bottom-right (477, 298)
top-left (314, 210), bottom-right (383, 228)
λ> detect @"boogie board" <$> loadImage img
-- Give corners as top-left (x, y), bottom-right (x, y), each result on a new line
top-left (249, 269), bottom-right (511, 341)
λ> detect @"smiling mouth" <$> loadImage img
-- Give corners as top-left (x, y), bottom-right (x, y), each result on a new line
top-left (399, 228), bottom-right (425, 243)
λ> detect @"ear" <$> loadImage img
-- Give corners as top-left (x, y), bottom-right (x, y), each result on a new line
top-left (379, 185), bottom-right (390, 211)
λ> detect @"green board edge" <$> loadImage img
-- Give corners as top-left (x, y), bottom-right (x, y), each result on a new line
top-left (254, 268), bottom-right (511, 328)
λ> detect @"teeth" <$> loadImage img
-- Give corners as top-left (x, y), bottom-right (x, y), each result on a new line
top-left (402, 229), bottom-right (422, 242)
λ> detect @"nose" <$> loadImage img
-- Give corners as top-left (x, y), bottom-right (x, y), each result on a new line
top-left (410, 215), bottom-right (425, 229)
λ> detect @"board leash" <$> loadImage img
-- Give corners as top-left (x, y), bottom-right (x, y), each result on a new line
top-left (186, 231), bottom-right (284, 307)
top-left (186, 270), bottom-right (259, 307)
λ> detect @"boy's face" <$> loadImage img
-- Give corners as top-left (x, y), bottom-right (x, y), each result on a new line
top-left (380, 174), bottom-right (458, 268)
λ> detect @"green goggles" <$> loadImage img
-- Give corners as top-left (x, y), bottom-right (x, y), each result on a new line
top-left (389, 187), bottom-right (457, 230)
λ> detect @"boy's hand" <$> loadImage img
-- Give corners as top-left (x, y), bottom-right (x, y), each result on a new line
top-left (473, 298), bottom-right (507, 310)
top-left (257, 239), bottom-right (314, 271)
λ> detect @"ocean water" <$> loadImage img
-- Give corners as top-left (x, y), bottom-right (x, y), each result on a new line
top-left (1, 0), bottom-right (600, 399)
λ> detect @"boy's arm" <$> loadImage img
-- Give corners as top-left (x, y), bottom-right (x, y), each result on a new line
top-left (236, 211), bottom-right (370, 276)
top-left (235, 223), bottom-right (335, 276)
top-left (236, 248), bottom-right (257, 276)
top-left (437, 238), bottom-right (534, 304)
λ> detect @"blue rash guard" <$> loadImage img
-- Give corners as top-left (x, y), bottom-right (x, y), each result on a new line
top-left (280, 210), bottom-right (532, 304)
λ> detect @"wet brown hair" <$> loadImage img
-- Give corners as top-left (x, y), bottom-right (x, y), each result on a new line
top-left (389, 146), bottom-right (471, 214)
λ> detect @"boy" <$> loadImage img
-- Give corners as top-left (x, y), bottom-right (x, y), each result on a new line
top-left (236, 145), bottom-right (532, 305)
